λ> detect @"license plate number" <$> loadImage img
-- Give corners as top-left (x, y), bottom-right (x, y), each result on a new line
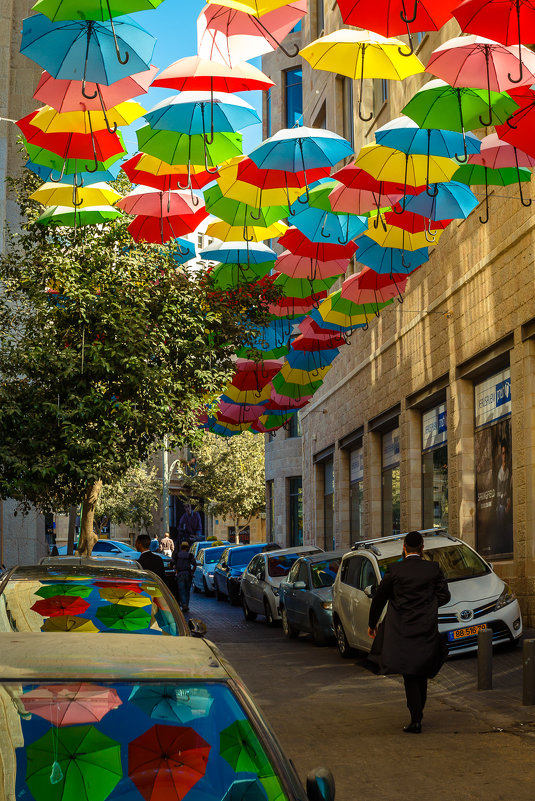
top-left (448, 623), bottom-right (488, 641)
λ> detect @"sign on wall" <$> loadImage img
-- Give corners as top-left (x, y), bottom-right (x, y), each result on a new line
top-left (422, 403), bottom-right (447, 452)
top-left (382, 428), bottom-right (400, 470)
top-left (474, 368), bottom-right (511, 429)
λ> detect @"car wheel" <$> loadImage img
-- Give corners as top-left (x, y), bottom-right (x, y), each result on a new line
top-left (335, 620), bottom-right (355, 659)
top-left (203, 577), bottom-right (213, 597)
top-left (227, 582), bottom-right (239, 606)
top-left (264, 598), bottom-right (275, 626)
top-left (242, 596), bottom-right (257, 621)
top-left (311, 613), bottom-right (326, 646)
top-left (281, 607), bottom-right (298, 639)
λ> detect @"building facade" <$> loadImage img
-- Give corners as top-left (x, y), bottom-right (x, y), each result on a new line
top-left (263, 6), bottom-right (535, 622)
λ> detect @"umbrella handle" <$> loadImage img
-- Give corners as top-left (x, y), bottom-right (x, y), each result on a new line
top-left (508, 22), bottom-right (524, 83)
top-left (105, 0), bottom-right (129, 64)
top-left (478, 109), bottom-right (493, 128)
top-left (203, 138), bottom-right (220, 174)
top-left (391, 196), bottom-right (406, 215)
top-left (343, 330), bottom-right (353, 344)
top-left (320, 213), bottom-right (331, 239)
top-left (201, 103), bottom-right (215, 146)
top-left (454, 132), bottom-right (468, 164)
top-left (401, 252), bottom-right (410, 268)
top-left (84, 111), bottom-right (99, 172)
top-left (400, 0), bottom-right (418, 23)
top-left (338, 214), bottom-right (350, 245)
top-left (249, 204), bottom-right (262, 221)
top-left (82, 80), bottom-right (98, 100)
top-left (48, 159), bottom-right (67, 183)
top-left (72, 184), bottom-right (84, 207)
top-left (177, 243), bottom-right (188, 256)
top-left (358, 44), bottom-right (373, 122)
top-left (176, 160), bottom-right (192, 190)
top-left (297, 140), bottom-right (311, 203)
top-left (514, 147), bottom-right (532, 207)
top-left (253, 15), bottom-right (299, 57)
top-left (243, 224), bottom-right (254, 243)
top-left (426, 183), bottom-right (439, 198)
top-left (506, 113), bottom-right (518, 130)
top-left (398, 31), bottom-right (415, 58)
top-left (479, 172), bottom-right (489, 224)
top-left (81, 25), bottom-right (99, 99)
top-left (96, 85), bottom-right (117, 134)
top-left (286, 178), bottom-right (296, 215)
top-left (424, 227), bottom-right (436, 243)
top-left (190, 187), bottom-right (200, 206)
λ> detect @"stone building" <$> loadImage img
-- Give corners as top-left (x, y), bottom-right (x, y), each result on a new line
top-left (262, 5), bottom-right (535, 622)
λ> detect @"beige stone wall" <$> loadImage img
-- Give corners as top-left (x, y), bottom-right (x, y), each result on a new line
top-left (265, 431), bottom-right (303, 546)
top-left (263, 9), bottom-right (535, 621)
top-left (207, 514), bottom-right (266, 545)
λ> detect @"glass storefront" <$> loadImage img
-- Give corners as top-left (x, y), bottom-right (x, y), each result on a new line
top-left (324, 459), bottom-right (334, 550)
top-left (422, 403), bottom-right (448, 529)
top-left (474, 369), bottom-right (513, 558)
top-left (289, 476), bottom-right (303, 547)
top-left (350, 447), bottom-right (364, 542)
top-left (382, 428), bottom-right (400, 536)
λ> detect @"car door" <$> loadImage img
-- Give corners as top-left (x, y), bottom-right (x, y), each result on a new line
top-left (353, 556), bottom-right (380, 649)
top-left (281, 559), bottom-right (301, 625)
top-left (244, 556), bottom-right (264, 613)
top-left (336, 554), bottom-right (364, 647)
top-left (290, 561), bottom-right (311, 629)
top-left (193, 549), bottom-right (204, 591)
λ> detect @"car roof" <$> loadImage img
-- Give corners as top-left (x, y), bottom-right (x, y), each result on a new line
top-left (351, 531), bottom-right (459, 560)
top-left (40, 556), bottom-right (142, 569)
top-left (0, 632), bottom-right (228, 682)
top-left (263, 546), bottom-right (322, 558)
top-left (6, 563), bottom-right (151, 581)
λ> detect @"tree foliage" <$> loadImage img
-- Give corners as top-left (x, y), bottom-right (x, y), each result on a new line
top-left (183, 431), bottom-right (265, 536)
top-left (0, 168), bottom-right (278, 552)
top-left (94, 464), bottom-right (161, 536)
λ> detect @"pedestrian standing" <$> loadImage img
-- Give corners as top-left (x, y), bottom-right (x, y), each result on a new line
top-left (172, 540), bottom-right (197, 613)
top-left (160, 531), bottom-right (174, 557)
top-left (135, 534), bottom-right (167, 583)
top-left (367, 530), bottom-right (451, 734)
top-left (150, 534), bottom-right (160, 552)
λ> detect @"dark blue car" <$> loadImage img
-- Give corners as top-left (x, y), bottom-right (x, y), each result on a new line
top-left (214, 542), bottom-right (280, 605)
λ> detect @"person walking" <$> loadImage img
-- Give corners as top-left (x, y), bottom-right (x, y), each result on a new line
top-left (135, 534), bottom-right (167, 583)
top-left (367, 530), bottom-right (451, 734)
top-left (160, 531), bottom-right (174, 558)
top-left (172, 541), bottom-right (197, 612)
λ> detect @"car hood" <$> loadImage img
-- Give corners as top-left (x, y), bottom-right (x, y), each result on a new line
top-left (441, 571), bottom-right (504, 607)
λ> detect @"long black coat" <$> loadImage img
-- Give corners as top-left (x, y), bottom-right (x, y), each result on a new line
top-left (368, 556), bottom-right (451, 678)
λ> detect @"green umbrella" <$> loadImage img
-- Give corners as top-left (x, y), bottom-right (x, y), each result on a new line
top-left (25, 140), bottom-right (124, 174)
top-left (271, 372), bottom-right (324, 399)
top-left (33, 0), bottom-right (164, 21)
top-left (220, 720), bottom-right (271, 775)
top-left (453, 163), bottom-right (531, 224)
top-left (321, 290), bottom-right (394, 325)
top-left (209, 262), bottom-right (273, 290)
top-left (301, 181), bottom-right (341, 213)
top-left (26, 725), bottom-right (121, 801)
top-left (256, 412), bottom-right (295, 431)
top-left (36, 205), bottom-right (122, 227)
top-left (96, 602), bottom-right (151, 631)
top-left (204, 186), bottom-right (288, 229)
top-left (273, 273), bottom-right (338, 299)
top-left (136, 126), bottom-right (242, 169)
top-left (258, 772), bottom-right (287, 801)
top-left (35, 583), bottom-right (93, 599)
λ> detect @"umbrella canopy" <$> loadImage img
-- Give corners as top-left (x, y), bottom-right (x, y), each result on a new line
top-left (26, 725), bottom-right (122, 801)
top-left (205, 220), bottom-right (287, 242)
top-left (217, 155), bottom-right (329, 201)
top-left (25, 141), bottom-right (123, 177)
top-left (355, 235), bottom-right (429, 274)
top-left (328, 182), bottom-right (402, 215)
top-left (200, 240), bottom-right (277, 264)
top-left (271, 371), bottom-right (328, 399)
top-left (26, 158), bottom-right (120, 185)
top-left (129, 685), bottom-right (213, 724)
top-left (289, 202), bottom-right (367, 244)
top-left (208, 261), bottom-right (273, 289)
top-left (30, 181), bottom-right (121, 208)
top-left (222, 382), bottom-right (273, 404)
top-left (34, 582), bottom-right (92, 598)
top-left (31, 595), bottom-right (90, 617)
top-left (22, 683), bottom-right (121, 726)
top-left (152, 54), bottom-right (274, 91)
top-left (217, 401), bottom-right (267, 424)
top-left (469, 132), bottom-right (535, 210)
top-left (222, 779), bottom-right (269, 801)
top-left (383, 207), bottom-right (451, 239)
top-left (40, 615), bottom-right (99, 632)
top-left (36, 204), bottom-right (122, 227)
top-left (30, 101), bottom-right (144, 134)
top-left (374, 115), bottom-right (481, 162)
top-left (341, 266), bottom-right (408, 304)
top-left (128, 209), bottom-right (207, 243)
top-left (274, 272), bottom-right (338, 298)
top-left (116, 186), bottom-right (204, 216)
top-left (33, 0), bottom-right (165, 20)
top-left (33, 66), bottom-right (158, 112)
top-left (404, 180), bottom-right (479, 220)
top-left (144, 91), bottom-right (260, 135)
top-left (318, 290), bottom-right (391, 327)
top-left (365, 222), bottom-right (442, 250)
top-left (95, 603), bottom-right (152, 630)
top-left (278, 227), bottom-right (358, 260)
top-left (275, 250), bottom-right (348, 280)
top-left (248, 126), bottom-right (354, 173)
top-left (98, 588), bottom-right (152, 606)
top-left (121, 153), bottom-right (216, 191)
top-left (453, 162), bottom-right (532, 222)
top-left (229, 359), bottom-right (283, 390)
top-left (136, 126), bottom-right (243, 167)
top-left (495, 86), bottom-right (535, 158)
top-left (207, 0), bottom-right (297, 16)
top-left (354, 144), bottom-right (458, 191)
top-left (300, 28), bottom-right (424, 120)
top-left (197, 0), bottom-right (307, 65)
top-left (204, 185), bottom-right (287, 227)
top-left (336, 0), bottom-right (452, 42)
top-left (21, 14), bottom-right (156, 86)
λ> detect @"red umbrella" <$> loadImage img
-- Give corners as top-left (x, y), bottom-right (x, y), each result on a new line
top-left (22, 683), bottom-right (121, 727)
top-left (278, 228), bottom-right (358, 260)
top-left (222, 156), bottom-right (329, 192)
top-left (92, 581), bottom-right (143, 593)
top-left (128, 209), bottom-right (207, 243)
top-left (495, 86), bottom-right (535, 157)
top-left (471, 129), bottom-right (534, 207)
top-left (129, 725), bottom-right (210, 801)
top-left (116, 187), bottom-right (204, 217)
top-left (336, 0), bottom-right (452, 55)
top-left (453, 0), bottom-right (535, 84)
top-left (275, 250), bottom-right (348, 280)
top-left (291, 331), bottom-right (346, 351)
top-left (329, 183), bottom-right (404, 215)
top-left (269, 294), bottom-right (326, 317)
top-left (230, 359), bottom-right (284, 390)
top-left (197, 1), bottom-right (307, 65)
top-left (121, 154), bottom-right (217, 191)
top-left (383, 207), bottom-right (452, 242)
top-left (332, 164), bottom-right (425, 196)
top-left (31, 596), bottom-right (90, 617)
top-left (217, 401), bottom-right (266, 424)
top-left (268, 387), bottom-right (313, 408)
top-left (340, 266), bottom-right (408, 305)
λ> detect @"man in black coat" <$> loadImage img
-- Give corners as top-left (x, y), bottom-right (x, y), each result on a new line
top-left (135, 534), bottom-right (167, 583)
top-left (368, 530), bottom-right (451, 734)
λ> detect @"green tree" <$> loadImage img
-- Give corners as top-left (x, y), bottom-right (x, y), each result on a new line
top-left (94, 464), bottom-right (161, 537)
top-left (183, 431), bottom-right (265, 541)
top-left (0, 169), bottom-right (277, 554)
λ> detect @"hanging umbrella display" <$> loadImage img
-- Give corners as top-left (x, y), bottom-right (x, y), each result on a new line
top-left (330, 163), bottom-right (425, 225)
top-left (217, 156), bottom-right (329, 207)
top-left (21, 14), bottom-right (156, 89)
top-left (121, 153), bottom-right (216, 192)
top-left (98, 588), bottom-right (152, 606)
top-left (27, 157), bottom-right (120, 185)
top-left (365, 221), bottom-right (443, 249)
top-left (293, 316), bottom-right (347, 349)
top-left (495, 86), bottom-right (535, 158)
top-left (198, 0), bottom-right (306, 62)
top-left (144, 91), bottom-right (261, 136)
top-left (300, 29), bottom-right (424, 120)
top-left (328, 182), bottom-right (403, 217)
top-left (152, 54), bottom-right (275, 92)
top-left (32, 0), bottom-right (166, 20)
top-left (374, 114), bottom-right (481, 166)
top-left (453, 162), bottom-right (532, 223)
top-left (289, 191), bottom-right (367, 243)
top-left (272, 369), bottom-right (330, 400)
top-left (355, 235), bottom-right (429, 274)
top-left (236, 319), bottom-right (293, 359)
top-left (318, 290), bottom-right (392, 329)
top-left (128, 209), bottom-right (207, 243)
top-left (217, 401), bottom-right (267, 424)
top-left (222, 382), bottom-right (273, 404)
top-left (95, 602), bottom-right (152, 630)
top-left (204, 185), bottom-right (287, 229)
top-left (268, 387), bottom-right (313, 407)
top-left (403, 179), bottom-right (479, 220)
top-left (31, 595), bottom-right (91, 617)
top-left (469, 130), bottom-right (535, 206)
top-left (30, 100), bottom-right (145, 134)
top-left (25, 141), bottom-right (124, 180)
top-left (453, 0), bottom-right (535, 84)
top-left (26, 725), bottom-right (122, 801)
top-left (40, 615), bottom-right (99, 632)
top-left (383, 207), bottom-right (451, 242)
top-left (36, 204), bottom-right (122, 227)
top-left (269, 294), bottom-right (325, 317)
top-left (275, 250), bottom-right (348, 280)
top-left (278, 227), bottom-right (357, 260)
top-left (207, 1), bottom-right (299, 16)
top-left (136, 125), bottom-right (242, 174)
top-left (116, 186), bottom-right (205, 216)
top-left (30, 181), bottom-right (121, 208)
top-left (336, 0), bottom-right (452, 55)
top-left (208, 262), bottom-right (273, 289)
top-left (341, 266), bottom-right (409, 305)
top-left (22, 683), bottom-right (121, 726)
top-left (200, 240), bottom-right (277, 264)
top-left (34, 582), bottom-right (93, 598)
top-left (129, 685), bottom-right (213, 723)
top-left (229, 359), bottom-right (284, 391)
top-left (205, 219), bottom-right (287, 242)
top-left (273, 273), bottom-right (338, 299)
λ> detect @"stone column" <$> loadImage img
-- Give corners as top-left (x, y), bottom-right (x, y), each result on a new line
top-left (450, 376), bottom-right (476, 546)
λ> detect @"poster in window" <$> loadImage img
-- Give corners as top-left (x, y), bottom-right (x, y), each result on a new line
top-left (475, 418), bottom-right (513, 557)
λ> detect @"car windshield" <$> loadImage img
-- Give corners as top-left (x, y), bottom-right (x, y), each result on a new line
top-left (310, 559), bottom-right (341, 588)
top-left (378, 543), bottom-right (490, 581)
top-left (228, 548), bottom-right (259, 567)
top-left (0, 679), bottom-right (290, 801)
top-left (0, 574), bottom-right (184, 635)
top-left (205, 548), bottom-right (226, 565)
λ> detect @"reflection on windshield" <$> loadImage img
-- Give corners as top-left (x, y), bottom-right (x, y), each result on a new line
top-left (378, 544), bottom-right (489, 581)
top-left (311, 560), bottom-right (340, 589)
top-left (268, 555), bottom-right (300, 578)
top-left (0, 680), bottom-right (288, 801)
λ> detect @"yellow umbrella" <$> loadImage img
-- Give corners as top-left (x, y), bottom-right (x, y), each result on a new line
top-left (354, 145), bottom-right (458, 189)
top-left (207, 0), bottom-right (296, 17)
top-left (30, 181), bottom-right (122, 209)
top-left (206, 220), bottom-right (288, 242)
top-left (317, 296), bottom-right (369, 329)
top-left (365, 223), bottom-right (443, 251)
top-left (217, 157), bottom-right (303, 206)
top-left (41, 616), bottom-right (99, 633)
top-left (134, 153), bottom-right (212, 177)
top-left (98, 588), bottom-right (152, 607)
top-left (31, 101), bottom-right (145, 134)
top-left (300, 29), bottom-right (424, 121)
top-left (223, 382), bottom-right (272, 404)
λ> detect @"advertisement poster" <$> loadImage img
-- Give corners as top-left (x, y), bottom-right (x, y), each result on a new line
top-left (475, 417), bottom-right (513, 557)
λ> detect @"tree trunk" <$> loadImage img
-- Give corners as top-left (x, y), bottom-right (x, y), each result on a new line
top-left (76, 480), bottom-right (103, 556)
top-left (67, 505), bottom-right (77, 555)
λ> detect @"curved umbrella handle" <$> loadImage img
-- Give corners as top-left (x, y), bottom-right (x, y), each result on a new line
top-left (72, 183), bottom-right (84, 208)
top-left (479, 170), bottom-right (490, 224)
top-left (176, 243), bottom-right (188, 256)
top-left (201, 102), bottom-right (215, 147)
top-left (426, 183), bottom-right (439, 198)
top-left (203, 138), bottom-right (220, 174)
top-left (105, 0), bottom-right (129, 64)
top-left (253, 16), bottom-right (299, 57)
top-left (249, 205), bottom-right (262, 221)
top-left (478, 109), bottom-right (493, 128)
top-left (96, 86), bottom-right (117, 134)
top-left (514, 147), bottom-right (533, 207)
top-left (454, 131), bottom-right (468, 163)
top-left (400, 0), bottom-right (418, 23)
top-left (84, 111), bottom-right (99, 172)
top-left (297, 140), bottom-right (311, 204)
top-left (242, 224), bottom-right (254, 243)
top-left (48, 158), bottom-right (67, 183)
top-left (507, 26), bottom-right (524, 83)
top-left (358, 44), bottom-right (373, 122)
top-left (176, 160), bottom-right (192, 190)
top-left (320, 213), bottom-right (331, 239)
top-left (398, 35), bottom-right (414, 58)
top-left (338, 215), bottom-right (350, 245)
top-left (81, 26), bottom-right (98, 99)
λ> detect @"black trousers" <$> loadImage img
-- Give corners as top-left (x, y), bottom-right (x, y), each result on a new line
top-left (403, 675), bottom-right (428, 723)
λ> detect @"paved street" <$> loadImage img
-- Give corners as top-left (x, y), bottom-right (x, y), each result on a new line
top-left (188, 590), bottom-right (535, 801)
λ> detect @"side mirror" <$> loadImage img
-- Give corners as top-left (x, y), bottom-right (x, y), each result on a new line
top-left (364, 584), bottom-right (377, 599)
top-left (188, 618), bottom-right (207, 638)
top-left (306, 768), bottom-right (335, 801)
top-left (293, 580), bottom-right (307, 590)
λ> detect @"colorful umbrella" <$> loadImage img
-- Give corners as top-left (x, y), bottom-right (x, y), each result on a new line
top-left (152, 54), bottom-right (275, 92)
top-left (453, 162), bottom-right (531, 223)
top-left (217, 401), bottom-right (268, 424)
top-left (220, 719), bottom-right (272, 774)
top-left (33, 0), bottom-right (165, 21)
top-left (30, 181), bottom-right (121, 208)
top-left (469, 130), bottom-right (535, 207)
top-left (403, 180), bottom-right (479, 220)
top-left (354, 144), bottom-right (458, 197)
top-left (318, 290), bottom-right (391, 329)
top-left (128, 209), bottom-right (206, 243)
top-left (200, 240), bottom-right (276, 264)
top-left (121, 153), bottom-right (216, 192)
top-left (365, 222), bottom-right (442, 250)
top-left (98, 588), bottom-right (152, 606)
top-left (95, 603), bottom-right (151, 630)
top-left (275, 250), bottom-right (348, 280)
top-left (341, 266), bottom-right (408, 304)
top-left (136, 126), bottom-right (242, 173)
top-left (24, 140), bottom-right (123, 178)
top-left (144, 91), bottom-right (261, 136)
top-left (31, 595), bottom-right (90, 617)
top-left (92, 580), bottom-right (143, 592)
top-left (208, 262), bottom-right (273, 289)
top-left (116, 186), bottom-right (204, 216)
top-left (26, 158), bottom-right (120, 185)
top-left (197, 0), bottom-right (307, 64)
top-left (383, 206), bottom-right (451, 242)
top-left (26, 725), bottom-right (121, 801)
top-left (208, 0), bottom-right (298, 16)
top-left (36, 204), bottom-right (122, 227)
top-left (35, 582), bottom-right (92, 599)
top-left (206, 220), bottom-right (287, 242)
top-left (22, 683), bottom-right (121, 726)
top-left (274, 272), bottom-right (338, 298)
top-left (289, 195), bottom-right (367, 244)
top-left (204, 185), bottom-right (287, 228)
top-left (300, 28), bottom-right (424, 120)
top-left (222, 779), bottom-right (269, 801)
top-left (355, 235), bottom-right (429, 274)
top-left (222, 382), bottom-right (273, 404)
top-left (217, 155), bottom-right (329, 207)
top-left (30, 101), bottom-right (144, 134)
top-left (40, 615), bottom-right (99, 632)
top-left (374, 114), bottom-right (481, 166)
top-left (129, 686), bottom-right (213, 724)
top-left (495, 86), bottom-right (535, 158)
top-left (278, 227), bottom-right (358, 260)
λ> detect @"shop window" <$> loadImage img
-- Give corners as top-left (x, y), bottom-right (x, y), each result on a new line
top-left (324, 458), bottom-right (334, 550)
top-left (349, 447), bottom-right (364, 542)
top-left (421, 403), bottom-right (448, 529)
top-left (267, 480), bottom-right (274, 542)
top-left (382, 428), bottom-right (400, 536)
top-left (289, 477), bottom-right (303, 546)
top-left (287, 412), bottom-right (301, 438)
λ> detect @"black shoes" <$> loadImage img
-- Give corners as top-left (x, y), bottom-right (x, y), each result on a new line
top-left (403, 722), bottom-right (422, 734)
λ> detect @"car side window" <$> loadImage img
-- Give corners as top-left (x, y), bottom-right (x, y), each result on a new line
top-left (297, 562), bottom-right (309, 587)
top-left (93, 541), bottom-right (113, 552)
top-left (359, 557), bottom-right (377, 592)
top-left (197, 550), bottom-right (205, 566)
top-left (248, 555), bottom-right (261, 576)
top-left (340, 555), bottom-right (363, 588)
top-left (288, 560), bottom-right (301, 583)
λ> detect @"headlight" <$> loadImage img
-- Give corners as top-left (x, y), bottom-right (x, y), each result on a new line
top-left (321, 601), bottom-right (332, 610)
top-left (271, 588), bottom-right (279, 597)
top-left (495, 584), bottom-right (516, 610)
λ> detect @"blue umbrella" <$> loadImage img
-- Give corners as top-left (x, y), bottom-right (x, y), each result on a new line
top-left (355, 236), bottom-right (429, 275)
top-left (404, 181), bottom-right (479, 221)
top-left (199, 241), bottom-right (276, 265)
top-left (375, 116), bottom-right (481, 160)
top-left (20, 14), bottom-right (156, 93)
top-left (25, 158), bottom-right (120, 185)
top-left (290, 201), bottom-right (367, 244)
top-left (171, 239), bottom-right (195, 265)
top-left (144, 92), bottom-right (260, 136)
top-left (284, 348), bottom-right (340, 370)
top-left (236, 318), bottom-right (298, 359)
top-left (129, 684), bottom-right (213, 723)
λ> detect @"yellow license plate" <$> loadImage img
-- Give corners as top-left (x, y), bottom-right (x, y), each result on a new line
top-left (450, 623), bottom-right (488, 641)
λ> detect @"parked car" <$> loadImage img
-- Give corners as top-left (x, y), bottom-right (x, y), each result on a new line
top-left (190, 540), bottom-right (230, 560)
top-left (192, 545), bottom-right (229, 596)
top-left (40, 555), bottom-right (143, 570)
top-left (0, 563), bottom-right (190, 637)
top-left (0, 633), bottom-right (334, 801)
top-left (332, 530), bottom-right (523, 658)
top-left (241, 546), bottom-right (323, 625)
top-left (279, 550), bottom-right (346, 643)
top-left (214, 543), bottom-right (281, 605)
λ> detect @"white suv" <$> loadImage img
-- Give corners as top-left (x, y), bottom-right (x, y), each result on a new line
top-left (332, 530), bottom-right (522, 658)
